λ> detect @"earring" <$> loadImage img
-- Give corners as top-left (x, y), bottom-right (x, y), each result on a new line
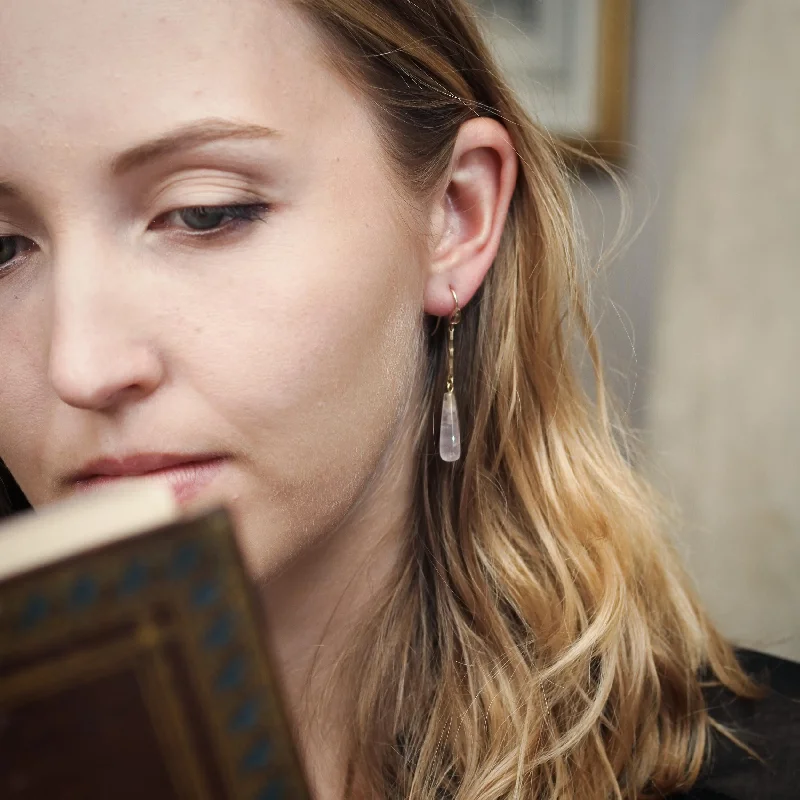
top-left (439, 287), bottom-right (462, 462)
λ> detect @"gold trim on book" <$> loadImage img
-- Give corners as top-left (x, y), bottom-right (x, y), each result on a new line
top-left (138, 617), bottom-right (216, 800)
top-left (0, 619), bottom-right (168, 702)
top-left (0, 616), bottom-right (211, 797)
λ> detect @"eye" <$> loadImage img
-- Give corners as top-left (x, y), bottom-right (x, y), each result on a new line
top-left (0, 236), bottom-right (34, 274)
top-left (153, 203), bottom-right (271, 235)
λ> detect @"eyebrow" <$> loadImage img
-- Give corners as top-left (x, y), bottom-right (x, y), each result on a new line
top-left (0, 119), bottom-right (280, 200)
top-left (110, 118), bottom-right (282, 176)
top-left (0, 181), bottom-right (21, 201)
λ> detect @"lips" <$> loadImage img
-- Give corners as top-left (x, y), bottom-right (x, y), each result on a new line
top-left (72, 454), bottom-right (227, 505)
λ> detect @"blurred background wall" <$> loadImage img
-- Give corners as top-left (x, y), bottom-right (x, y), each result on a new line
top-left (574, 0), bottom-right (730, 428)
top-left (574, 0), bottom-right (799, 660)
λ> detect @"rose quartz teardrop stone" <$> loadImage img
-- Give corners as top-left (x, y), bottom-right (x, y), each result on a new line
top-left (439, 390), bottom-right (461, 462)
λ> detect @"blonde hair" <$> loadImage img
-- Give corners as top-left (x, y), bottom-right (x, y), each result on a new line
top-left (0, 0), bottom-right (760, 797)
top-left (289, 1), bottom-right (760, 798)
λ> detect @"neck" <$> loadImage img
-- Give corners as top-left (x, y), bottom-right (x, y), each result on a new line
top-left (260, 421), bottom-right (416, 800)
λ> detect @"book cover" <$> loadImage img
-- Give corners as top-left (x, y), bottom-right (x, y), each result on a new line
top-left (0, 506), bottom-right (310, 800)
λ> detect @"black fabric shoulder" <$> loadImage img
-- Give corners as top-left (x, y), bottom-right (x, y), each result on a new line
top-left (673, 647), bottom-right (800, 800)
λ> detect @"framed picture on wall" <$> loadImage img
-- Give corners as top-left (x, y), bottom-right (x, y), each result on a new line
top-left (473, 0), bottom-right (632, 164)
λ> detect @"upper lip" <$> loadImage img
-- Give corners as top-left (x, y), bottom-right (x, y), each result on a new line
top-left (70, 453), bottom-right (225, 483)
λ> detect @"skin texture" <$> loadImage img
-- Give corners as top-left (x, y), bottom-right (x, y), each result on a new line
top-left (0, 1), bottom-right (518, 795)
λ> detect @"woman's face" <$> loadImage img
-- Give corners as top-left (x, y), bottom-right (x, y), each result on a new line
top-left (0, 0), bottom-right (427, 576)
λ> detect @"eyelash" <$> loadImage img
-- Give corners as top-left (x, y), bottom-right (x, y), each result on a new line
top-left (0, 202), bottom-right (271, 276)
top-left (151, 203), bottom-right (271, 236)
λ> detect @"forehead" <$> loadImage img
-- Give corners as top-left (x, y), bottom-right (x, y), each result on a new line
top-left (0, 0), bottom-right (359, 179)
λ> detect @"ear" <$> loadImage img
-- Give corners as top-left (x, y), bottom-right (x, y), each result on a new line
top-left (423, 116), bottom-right (518, 316)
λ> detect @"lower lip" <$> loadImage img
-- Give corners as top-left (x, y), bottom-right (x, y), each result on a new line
top-left (74, 458), bottom-right (227, 505)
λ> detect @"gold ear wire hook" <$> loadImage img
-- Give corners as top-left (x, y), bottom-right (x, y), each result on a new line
top-left (429, 287), bottom-right (461, 337)
top-left (449, 286), bottom-right (461, 325)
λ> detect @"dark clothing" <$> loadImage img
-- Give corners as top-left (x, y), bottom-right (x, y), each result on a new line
top-left (672, 648), bottom-right (800, 799)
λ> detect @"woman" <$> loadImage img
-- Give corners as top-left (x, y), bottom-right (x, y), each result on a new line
top-left (0, 1), bottom-right (796, 798)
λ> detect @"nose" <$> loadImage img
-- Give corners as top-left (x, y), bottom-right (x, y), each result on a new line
top-left (47, 240), bottom-right (165, 412)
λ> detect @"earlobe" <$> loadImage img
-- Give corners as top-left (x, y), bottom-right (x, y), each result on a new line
top-left (423, 117), bottom-right (518, 317)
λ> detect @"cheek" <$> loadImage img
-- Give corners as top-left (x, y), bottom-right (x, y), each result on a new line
top-left (0, 323), bottom-right (50, 501)
top-left (187, 171), bottom-right (423, 425)
top-left (175, 217), bottom-right (424, 572)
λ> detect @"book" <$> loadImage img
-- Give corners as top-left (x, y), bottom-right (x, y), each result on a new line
top-left (0, 481), bottom-right (310, 799)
